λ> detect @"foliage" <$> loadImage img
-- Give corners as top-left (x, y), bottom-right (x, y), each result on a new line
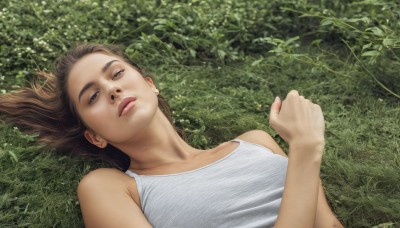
top-left (0, 0), bottom-right (399, 227)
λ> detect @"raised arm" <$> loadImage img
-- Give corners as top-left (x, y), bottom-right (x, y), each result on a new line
top-left (77, 168), bottom-right (152, 228)
top-left (269, 90), bottom-right (325, 228)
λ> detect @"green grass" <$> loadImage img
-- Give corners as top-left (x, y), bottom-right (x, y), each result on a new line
top-left (1, 0), bottom-right (399, 227)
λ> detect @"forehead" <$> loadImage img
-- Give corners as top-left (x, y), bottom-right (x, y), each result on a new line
top-left (69, 52), bottom-right (122, 79)
top-left (67, 53), bottom-right (123, 101)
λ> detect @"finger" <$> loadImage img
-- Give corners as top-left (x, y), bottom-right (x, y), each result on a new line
top-left (287, 90), bottom-right (299, 98)
top-left (269, 96), bottom-right (281, 124)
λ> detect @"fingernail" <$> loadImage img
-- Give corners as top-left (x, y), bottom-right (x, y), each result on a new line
top-left (275, 96), bottom-right (280, 101)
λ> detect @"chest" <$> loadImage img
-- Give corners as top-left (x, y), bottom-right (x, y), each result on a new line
top-left (137, 149), bottom-right (288, 227)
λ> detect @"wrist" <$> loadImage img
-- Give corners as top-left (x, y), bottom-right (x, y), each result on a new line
top-left (289, 136), bottom-right (325, 150)
top-left (288, 138), bottom-right (325, 161)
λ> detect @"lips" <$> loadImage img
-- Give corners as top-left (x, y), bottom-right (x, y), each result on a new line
top-left (118, 97), bottom-right (137, 117)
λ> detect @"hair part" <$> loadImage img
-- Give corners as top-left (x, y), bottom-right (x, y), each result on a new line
top-left (0, 43), bottom-right (176, 171)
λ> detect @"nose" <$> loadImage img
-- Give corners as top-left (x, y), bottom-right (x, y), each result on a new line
top-left (109, 86), bottom-right (122, 103)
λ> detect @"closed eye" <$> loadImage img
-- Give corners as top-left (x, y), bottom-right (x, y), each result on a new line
top-left (112, 68), bottom-right (125, 80)
top-left (89, 91), bottom-right (99, 104)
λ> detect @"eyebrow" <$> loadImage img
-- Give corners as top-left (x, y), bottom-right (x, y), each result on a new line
top-left (102, 60), bottom-right (119, 73)
top-left (78, 60), bottom-right (119, 102)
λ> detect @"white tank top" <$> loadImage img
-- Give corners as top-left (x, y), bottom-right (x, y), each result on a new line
top-left (125, 139), bottom-right (288, 228)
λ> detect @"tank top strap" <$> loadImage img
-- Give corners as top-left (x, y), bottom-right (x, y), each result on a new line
top-left (125, 170), bottom-right (143, 196)
top-left (230, 138), bottom-right (274, 154)
top-left (230, 138), bottom-right (244, 144)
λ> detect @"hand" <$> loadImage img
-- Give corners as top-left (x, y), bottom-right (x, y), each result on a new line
top-left (269, 90), bottom-right (325, 148)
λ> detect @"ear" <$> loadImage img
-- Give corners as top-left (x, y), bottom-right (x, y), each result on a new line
top-left (84, 130), bottom-right (108, 148)
top-left (145, 76), bottom-right (156, 89)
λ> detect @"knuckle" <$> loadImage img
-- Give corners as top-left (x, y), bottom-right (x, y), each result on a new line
top-left (288, 90), bottom-right (299, 97)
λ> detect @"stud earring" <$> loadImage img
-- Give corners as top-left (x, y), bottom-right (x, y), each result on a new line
top-left (154, 89), bottom-right (159, 95)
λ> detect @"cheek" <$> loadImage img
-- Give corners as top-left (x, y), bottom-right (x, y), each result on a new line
top-left (80, 101), bottom-right (113, 131)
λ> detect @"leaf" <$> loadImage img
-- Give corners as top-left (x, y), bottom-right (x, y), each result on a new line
top-left (283, 36), bottom-right (299, 47)
top-left (311, 39), bottom-right (322, 46)
top-left (361, 50), bottom-right (380, 57)
top-left (345, 18), bottom-right (364, 23)
top-left (251, 59), bottom-right (263, 66)
top-left (361, 50), bottom-right (380, 58)
top-left (217, 50), bottom-right (226, 59)
top-left (153, 25), bottom-right (166, 31)
top-left (382, 38), bottom-right (395, 47)
top-left (299, 12), bottom-right (319, 18)
top-left (366, 27), bottom-right (384, 37)
top-left (320, 19), bottom-right (333, 26)
top-left (362, 43), bottom-right (372, 51)
top-left (8, 150), bottom-right (18, 162)
top-left (189, 48), bottom-right (196, 58)
top-left (372, 222), bottom-right (395, 228)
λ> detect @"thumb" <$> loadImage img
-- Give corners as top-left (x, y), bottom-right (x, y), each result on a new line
top-left (269, 96), bottom-right (281, 124)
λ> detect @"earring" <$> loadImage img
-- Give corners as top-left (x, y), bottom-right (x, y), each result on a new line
top-left (154, 89), bottom-right (159, 95)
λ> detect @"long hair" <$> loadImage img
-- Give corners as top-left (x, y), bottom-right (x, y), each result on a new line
top-left (0, 44), bottom-right (175, 171)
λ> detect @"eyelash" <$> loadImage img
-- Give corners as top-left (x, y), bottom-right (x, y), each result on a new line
top-left (89, 91), bottom-right (99, 104)
top-left (112, 68), bottom-right (125, 79)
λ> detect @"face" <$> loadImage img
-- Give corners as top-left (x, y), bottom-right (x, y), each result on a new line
top-left (67, 53), bottom-right (159, 147)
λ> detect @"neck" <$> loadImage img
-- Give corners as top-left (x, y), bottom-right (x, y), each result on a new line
top-left (114, 109), bottom-right (200, 171)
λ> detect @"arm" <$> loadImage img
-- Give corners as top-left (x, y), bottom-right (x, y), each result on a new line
top-left (237, 130), bottom-right (343, 228)
top-left (77, 168), bottom-right (152, 228)
top-left (276, 142), bottom-right (323, 227)
top-left (267, 90), bottom-right (339, 227)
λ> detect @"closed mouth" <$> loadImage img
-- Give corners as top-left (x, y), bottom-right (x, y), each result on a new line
top-left (118, 97), bottom-right (137, 117)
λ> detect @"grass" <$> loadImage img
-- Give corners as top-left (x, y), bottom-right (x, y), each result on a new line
top-left (1, 0), bottom-right (399, 227)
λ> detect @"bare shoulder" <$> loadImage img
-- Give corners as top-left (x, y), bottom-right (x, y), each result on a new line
top-left (78, 168), bottom-right (134, 195)
top-left (78, 167), bottom-right (141, 207)
top-left (78, 168), bottom-right (151, 228)
top-left (235, 130), bottom-right (275, 148)
top-left (82, 168), bottom-right (129, 180)
top-left (236, 130), bottom-right (287, 157)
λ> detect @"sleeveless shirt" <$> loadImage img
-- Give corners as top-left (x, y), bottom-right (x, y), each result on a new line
top-left (125, 139), bottom-right (288, 228)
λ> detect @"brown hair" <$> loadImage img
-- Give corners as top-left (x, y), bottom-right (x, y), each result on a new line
top-left (0, 43), bottom-right (175, 171)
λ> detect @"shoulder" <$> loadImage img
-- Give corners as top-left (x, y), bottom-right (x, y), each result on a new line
top-left (235, 130), bottom-right (275, 147)
top-left (77, 168), bottom-right (151, 227)
top-left (235, 130), bottom-right (287, 157)
top-left (78, 168), bottom-right (139, 205)
top-left (78, 168), bottom-right (132, 189)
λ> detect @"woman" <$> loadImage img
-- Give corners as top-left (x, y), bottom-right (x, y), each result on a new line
top-left (0, 44), bottom-right (343, 227)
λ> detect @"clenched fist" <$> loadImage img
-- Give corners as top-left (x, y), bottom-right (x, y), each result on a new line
top-left (269, 90), bottom-right (325, 152)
